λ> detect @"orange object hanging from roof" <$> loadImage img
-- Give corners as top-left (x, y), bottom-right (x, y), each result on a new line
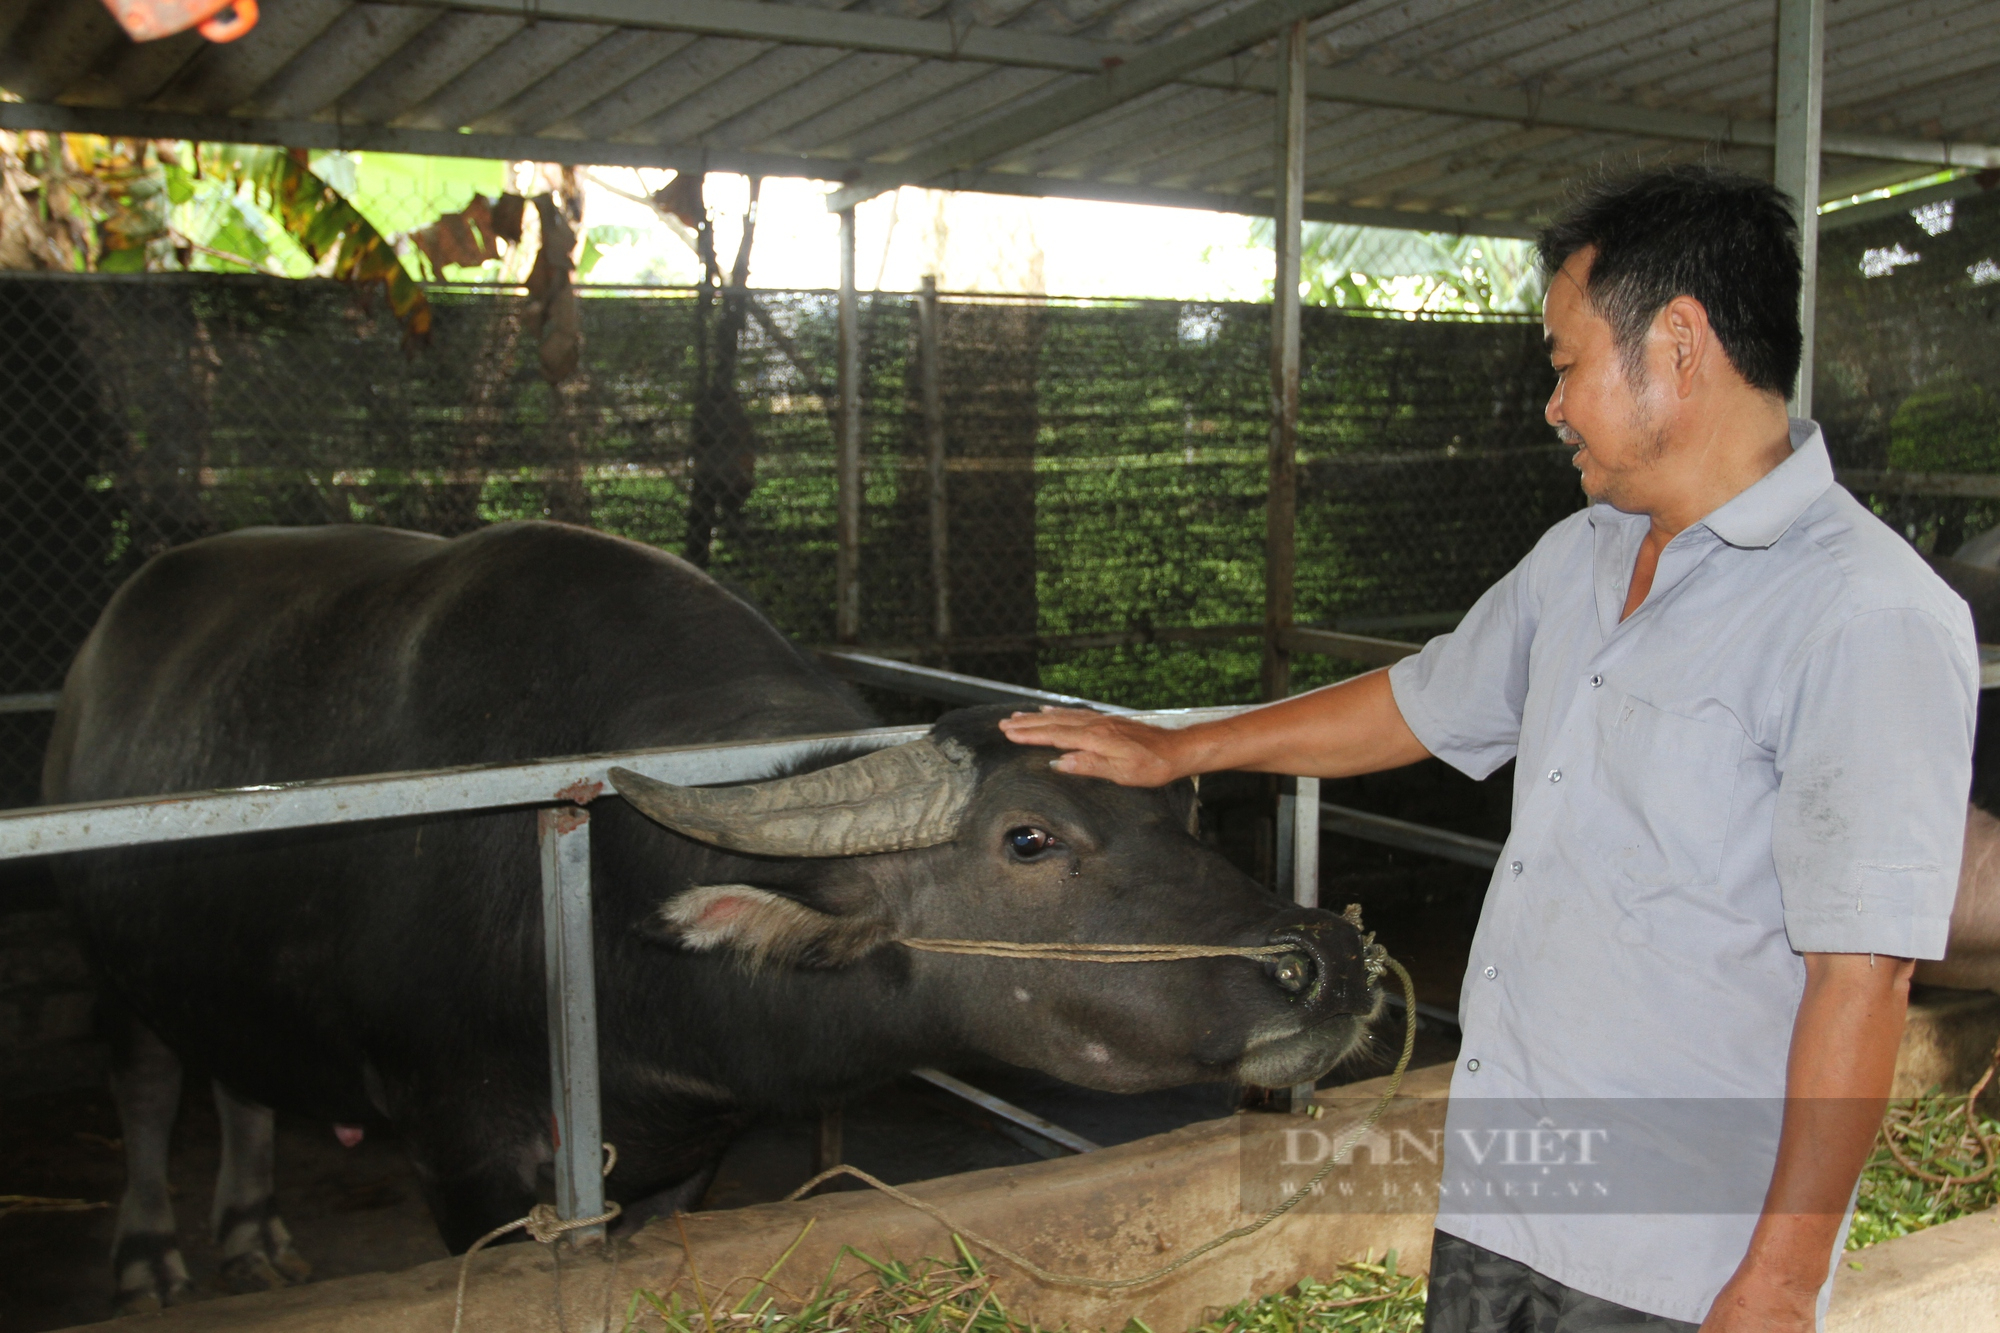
top-left (99, 0), bottom-right (259, 42)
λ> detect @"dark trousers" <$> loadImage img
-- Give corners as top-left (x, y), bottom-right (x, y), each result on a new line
top-left (1423, 1231), bottom-right (1701, 1333)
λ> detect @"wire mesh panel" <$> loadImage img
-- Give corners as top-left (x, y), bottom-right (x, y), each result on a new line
top-left (0, 273), bottom-right (1570, 802)
top-left (1818, 188), bottom-right (2000, 554)
top-left (11, 235), bottom-right (2000, 808)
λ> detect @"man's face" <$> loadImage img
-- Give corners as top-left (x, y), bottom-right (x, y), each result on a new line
top-left (1543, 247), bottom-right (1670, 511)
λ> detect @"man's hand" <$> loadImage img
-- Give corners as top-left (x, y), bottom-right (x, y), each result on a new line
top-left (1700, 1266), bottom-right (1819, 1332)
top-left (997, 669), bottom-right (1431, 783)
top-left (996, 708), bottom-right (1190, 786)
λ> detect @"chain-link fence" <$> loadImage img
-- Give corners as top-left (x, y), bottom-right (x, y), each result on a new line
top-left (1818, 185), bottom-right (2000, 554)
top-left (7, 186), bottom-right (1997, 809)
top-left (0, 274), bottom-right (1574, 807)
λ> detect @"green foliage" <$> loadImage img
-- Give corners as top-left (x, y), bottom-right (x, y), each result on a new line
top-left (231, 147), bottom-right (434, 339)
top-left (1849, 1086), bottom-right (2000, 1250)
top-left (1251, 221), bottom-right (1542, 316)
top-left (313, 150), bottom-right (506, 242)
top-left (166, 149), bottom-right (315, 276)
top-left (1188, 1257), bottom-right (1427, 1333)
top-left (581, 224), bottom-right (650, 278)
top-left (1887, 376), bottom-right (2000, 474)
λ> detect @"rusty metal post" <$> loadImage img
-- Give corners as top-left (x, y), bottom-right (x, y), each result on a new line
top-left (837, 207), bottom-right (862, 643)
top-left (539, 805), bottom-right (605, 1239)
top-left (1262, 19), bottom-right (1306, 703)
top-left (919, 275), bottom-right (949, 644)
top-left (816, 1105), bottom-right (845, 1176)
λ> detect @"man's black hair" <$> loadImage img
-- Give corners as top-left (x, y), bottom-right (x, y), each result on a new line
top-left (1537, 164), bottom-right (1802, 397)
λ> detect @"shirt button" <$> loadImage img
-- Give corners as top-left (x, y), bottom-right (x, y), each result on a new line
top-left (1465, 1058), bottom-right (1481, 1072)
top-left (1548, 769), bottom-right (1562, 783)
top-left (1484, 965), bottom-right (1498, 979)
top-left (1509, 860), bottom-right (1523, 876)
top-left (1589, 674), bottom-right (1603, 688)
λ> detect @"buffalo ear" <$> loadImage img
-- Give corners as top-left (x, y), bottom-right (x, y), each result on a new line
top-left (652, 884), bottom-right (890, 970)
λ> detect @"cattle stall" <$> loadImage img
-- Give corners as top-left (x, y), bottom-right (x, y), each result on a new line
top-left (4, 0), bottom-right (2000, 1322)
top-left (0, 649), bottom-right (1469, 1328)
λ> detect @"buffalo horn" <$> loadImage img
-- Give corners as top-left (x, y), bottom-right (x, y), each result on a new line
top-left (608, 738), bottom-right (976, 857)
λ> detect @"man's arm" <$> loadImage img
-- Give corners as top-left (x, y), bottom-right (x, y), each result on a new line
top-left (995, 667), bottom-right (1431, 786)
top-left (1702, 951), bottom-right (1913, 1333)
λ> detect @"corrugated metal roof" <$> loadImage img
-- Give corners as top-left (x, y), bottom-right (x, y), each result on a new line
top-left (2, 0), bottom-right (1995, 234)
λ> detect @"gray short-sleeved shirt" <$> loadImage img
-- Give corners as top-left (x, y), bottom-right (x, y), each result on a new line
top-left (1388, 421), bottom-right (1977, 1323)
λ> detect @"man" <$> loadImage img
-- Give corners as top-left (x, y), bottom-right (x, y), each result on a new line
top-left (999, 166), bottom-right (1977, 1332)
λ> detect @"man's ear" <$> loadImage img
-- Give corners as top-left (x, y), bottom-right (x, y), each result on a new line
top-left (650, 884), bottom-right (890, 970)
top-left (1660, 293), bottom-right (1712, 399)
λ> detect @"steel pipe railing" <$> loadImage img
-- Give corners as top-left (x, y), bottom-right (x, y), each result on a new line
top-left (0, 653), bottom-right (1510, 1188)
top-left (0, 703), bottom-right (1244, 1224)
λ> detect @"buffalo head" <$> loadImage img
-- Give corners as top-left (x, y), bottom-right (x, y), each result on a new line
top-left (609, 705), bottom-right (1380, 1092)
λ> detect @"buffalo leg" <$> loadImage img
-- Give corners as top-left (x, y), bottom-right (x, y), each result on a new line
top-left (108, 1020), bottom-right (192, 1313)
top-left (211, 1081), bottom-right (312, 1292)
top-left (613, 1161), bottom-right (720, 1236)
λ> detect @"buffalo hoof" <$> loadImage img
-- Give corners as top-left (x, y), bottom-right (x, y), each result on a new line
top-left (114, 1236), bottom-right (193, 1315)
top-left (217, 1244), bottom-right (312, 1293)
top-left (215, 1205), bottom-right (313, 1292)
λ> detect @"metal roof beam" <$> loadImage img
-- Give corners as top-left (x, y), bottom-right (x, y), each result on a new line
top-left (413, 0), bottom-right (2000, 173)
top-left (421, 0), bottom-right (1109, 72)
top-left (0, 98), bottom-right (1538, 237)
top-left (929, 171), bottom-right (1542, 238)
top-left (0, 99), bottom-right (822, 174)
top-left (824, 0), bottom-right (1368, 210)
top-left (1818, 173), bottom-right (1998, 233)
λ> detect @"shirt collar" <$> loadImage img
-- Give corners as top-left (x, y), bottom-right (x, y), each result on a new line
top-left (1583, 418), bottom-right (1834, 551)
top-left (1698, 419), bottom-right (1834, 550)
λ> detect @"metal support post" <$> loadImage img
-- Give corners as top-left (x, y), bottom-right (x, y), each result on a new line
top-left (837, 207), bottom-right (863, 642)
top-left (1292, 775), bottom-right (1320, 910)
top-left (1262, 18), bottom-right (1306, 703)
top-left (539, 806), bottom-right (606, 1239)
top-left (1774, 0), bottom-right (1823, 417)
top-left (1289, 774), bottom-right (1320, 1112)
top-left (816, 1105), bottom-right (845, 1175)
top-left (919, 274), bottom-right (949, 643)
top-left (1274, 779), bottom-right (1296, 892)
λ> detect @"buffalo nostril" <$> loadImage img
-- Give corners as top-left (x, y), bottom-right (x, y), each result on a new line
top-left (1266, 949), bottom-right (1316, 995)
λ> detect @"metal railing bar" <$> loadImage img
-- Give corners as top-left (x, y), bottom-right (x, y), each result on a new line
top-left (1382, 990), bottom-right (1462, 1030)
top-left (0, 726), bottom-right (925, 861)
top-left (816, 650), bottom-right (1131, 713)
top-left (909, 1067), bottom-right (1102, 1155)
top-left (1320, 801), bottom-right (1504, 870)
top-left (0, 692), bottom-right (60, 715)
top-left (0, 707), bottom-right (1249, 862)
top-left (1278, 626), bottom-right (1422, 668)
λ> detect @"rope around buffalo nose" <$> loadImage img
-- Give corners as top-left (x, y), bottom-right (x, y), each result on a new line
top-left (895, 938), bottom-right (1304, 963)
top-left (782, 951), bottom-right (1419, 1293)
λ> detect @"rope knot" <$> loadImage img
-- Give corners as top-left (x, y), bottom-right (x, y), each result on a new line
top-left (523, 1203), bottom-right (568, 1244)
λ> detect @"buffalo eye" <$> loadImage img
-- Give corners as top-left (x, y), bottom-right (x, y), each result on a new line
top-left (1005, 826), bottom-right (1061, 860)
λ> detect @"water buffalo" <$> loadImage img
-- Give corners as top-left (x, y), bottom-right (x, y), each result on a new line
top-left (44, 521), bottom-right (1379, 1313)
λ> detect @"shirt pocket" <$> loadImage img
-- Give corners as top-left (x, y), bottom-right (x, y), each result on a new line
top-left (1582, 691), bottom-right (1743, 887)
